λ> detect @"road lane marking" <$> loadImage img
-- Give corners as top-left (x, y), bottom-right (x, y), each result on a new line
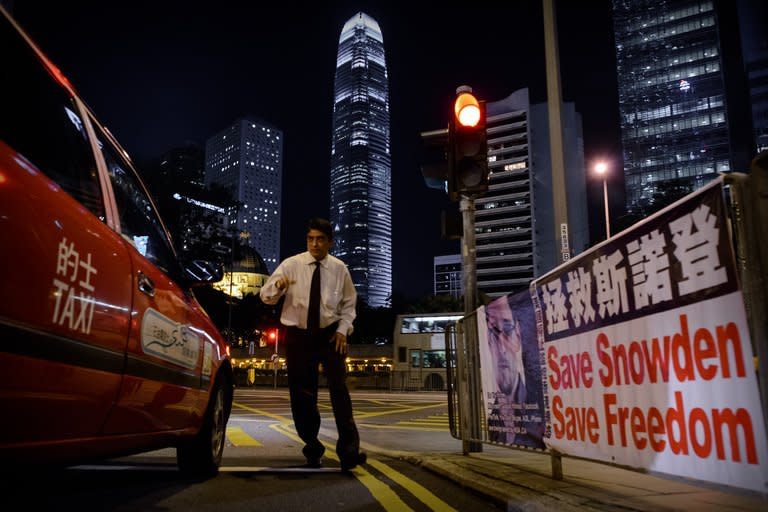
top-left (271, 423), bottom-right (414, 512)
top-left (232, 401), bottom-right (292, 424)
top-left (359, 423), bottom-right (448, 432)
top-left (366, 458), bottom-right (457, 512)
top-left (354, 466), bottom-right (416, 512)
top-left (234, 398), bottom-right (455, 511)
top-left (226, 426), bottom-right (262, 447)
top-left (355, 402), bottom-right (445, 419)
top-left (221, 466), bottom-right (344, 473)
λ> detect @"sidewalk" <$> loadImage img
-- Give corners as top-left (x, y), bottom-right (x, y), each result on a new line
top-left (361, 440), bottom-right (768, 511)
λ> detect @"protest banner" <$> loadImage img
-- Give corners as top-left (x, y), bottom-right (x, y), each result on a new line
top-left (532, 177), bottom-right (767, 491)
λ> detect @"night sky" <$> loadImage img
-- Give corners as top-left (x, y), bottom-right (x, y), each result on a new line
top-left (11, 0), bottom-right (622, 301)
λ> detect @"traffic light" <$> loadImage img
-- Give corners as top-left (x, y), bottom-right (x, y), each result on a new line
top-left (420, 127), bottom-right (450, 191)
top-left (449, 89), bottom-right (488, 199)
top-left (261, 328), bottom-right (278, 346)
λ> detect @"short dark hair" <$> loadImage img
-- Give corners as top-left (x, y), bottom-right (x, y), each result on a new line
top-left (307, 217), bottom-right (333, 240)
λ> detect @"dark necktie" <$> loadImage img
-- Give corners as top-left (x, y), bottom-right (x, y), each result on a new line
top-left (307, 261), bottom-right (321, 333)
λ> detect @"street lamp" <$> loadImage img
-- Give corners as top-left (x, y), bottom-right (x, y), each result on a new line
top-left (594, 162), bottom-right (611, 239)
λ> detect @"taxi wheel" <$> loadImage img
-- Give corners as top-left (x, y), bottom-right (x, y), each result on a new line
top-left (177, 379), bottom-right (227, 477)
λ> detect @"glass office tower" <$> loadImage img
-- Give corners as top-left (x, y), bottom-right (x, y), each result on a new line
top-left (612, 0), bottom-right (754, 213)
top-left (330, 12), bottom-right (392, 307)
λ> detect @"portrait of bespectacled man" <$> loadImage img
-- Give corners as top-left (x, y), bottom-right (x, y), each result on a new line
top-left (483, 291), bottom-right (545, 449)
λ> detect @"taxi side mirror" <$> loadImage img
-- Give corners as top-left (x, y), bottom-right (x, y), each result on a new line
top-left (183, 260), bottom-right (224, 286)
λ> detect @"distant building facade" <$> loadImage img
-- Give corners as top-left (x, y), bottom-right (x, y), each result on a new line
top-left (611, 0), bottom-right (756, 213)
top-left (473, 88), bottom-right (588, 299)
top-left (330, 12), bottom-right (392, 307)
top-left (204, 118), bottom-right (283, 271)
top-left (434, 254), bottom-right (463, 298)
top-left (737, 0), bottom-right (768, 153)
top-left (158, 142), bottom-right (205, 189)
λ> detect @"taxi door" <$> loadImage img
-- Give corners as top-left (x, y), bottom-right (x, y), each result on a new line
top-left (92, 125), bottom-right (203, 434)
top-left (0, 18), bottom-right (133, 446)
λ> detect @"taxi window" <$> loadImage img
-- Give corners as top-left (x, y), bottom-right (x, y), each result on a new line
top-left (98, 134), bottom-right (179, 277)
top-left (0, 15), bottom-right (104, 219)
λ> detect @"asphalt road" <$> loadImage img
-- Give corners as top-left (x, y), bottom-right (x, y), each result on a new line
top-left (2, 389), bottom-right (501, 511)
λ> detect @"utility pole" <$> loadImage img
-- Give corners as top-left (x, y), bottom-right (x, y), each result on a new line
top-left (543, 0), bottom-right (571, 265)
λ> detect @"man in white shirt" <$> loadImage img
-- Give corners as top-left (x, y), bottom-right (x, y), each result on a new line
top-left (260, 218), bottom-right (365, 471)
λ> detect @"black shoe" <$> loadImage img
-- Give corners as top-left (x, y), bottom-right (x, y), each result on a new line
top-left (305, 457), bottom-right (323, 469)
top-left (340, 452), bottom-right (367, 472)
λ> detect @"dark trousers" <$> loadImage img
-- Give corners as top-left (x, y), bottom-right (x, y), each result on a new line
top-left (284, 324), bottom-right (360, 463)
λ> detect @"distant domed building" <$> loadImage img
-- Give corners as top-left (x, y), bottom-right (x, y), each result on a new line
top-left (212, 245), bottom-right (270, 299)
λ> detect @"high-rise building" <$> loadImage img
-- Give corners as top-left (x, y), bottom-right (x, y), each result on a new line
top-left (737, 0), bottom-right (768, 153)
top-left (330, 12), bottom-right (392, 307)
top-left (474, 88), bottom-right (588, 299)
top-left (611, 0), bottom-right (755, 213)
top-left (158, 142), bottom-right (205, 189)
top-left (204, 118), bottom-right (283, 271)
top-left (434, 254), bottom-right (463, 298)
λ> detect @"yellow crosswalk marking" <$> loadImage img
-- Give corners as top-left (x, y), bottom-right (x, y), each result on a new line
top-left (367, 458), bottom-right (457, 512)
top-left (271, 423), bottom-right (413, 512)
top-left (226, 426), bottom-right (262, 447)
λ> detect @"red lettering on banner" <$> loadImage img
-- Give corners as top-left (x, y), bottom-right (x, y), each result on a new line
top-left (672, 316), bottom-right (695, 381)
top-left (694, 326), bottom-right (717, 380)
top-left (647, 407), bottom-right (665, 452)
top-left (643, 335), bottom-right (671, 383)
top-left (596, 333), bottom-right (613, 386)
top-left (713, 408), bottom-right (757, 463)
top-left (716, 323), bottom-right (746, 379)
top-left (630, 407), bottom-right (647, 449)
top-left (628, 342), bottom-right (645, 384)
top-left (551, 395), bottom-right (599, 443)
top-left (666, 392), bottom-right (689, 455)
top-left (595, 315), bottom-right (745, 387)
top-left (548, 346), bottom-right (593, 391)
top-left (690, 407), bottom-right (712, 458)
top-left (601, 392), bottom-right (757, 463)
top-left (547, 345), bottom-right (561, 390)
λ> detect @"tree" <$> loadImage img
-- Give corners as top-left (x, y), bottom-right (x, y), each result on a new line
top-left (351, 301), bottom-right (396, 344)
top-left (406, 294), bottom-right (463, 314)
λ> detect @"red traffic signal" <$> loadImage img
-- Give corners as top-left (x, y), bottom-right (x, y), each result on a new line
top-left (449, 87), bottom-right (488, 200)
top-left (260, 328), bottom-right (278, 345)
top-left (454, 92), bottom-right (481, 127)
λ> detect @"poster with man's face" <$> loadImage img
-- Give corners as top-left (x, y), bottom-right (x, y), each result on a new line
top-left (478, 291), bottom-right (545, 449)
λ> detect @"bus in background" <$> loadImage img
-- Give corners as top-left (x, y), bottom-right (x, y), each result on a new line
top-left (392, 313), bottom-right (463, 391)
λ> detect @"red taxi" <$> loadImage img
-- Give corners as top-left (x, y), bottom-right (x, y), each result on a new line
top-left (0, 7), bottom-right (233, 475)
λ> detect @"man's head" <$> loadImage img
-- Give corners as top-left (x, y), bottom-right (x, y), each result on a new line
top-left (486, 297), bottom-right (523, 395)
top-left (306, 218), bottom-right (333, 261)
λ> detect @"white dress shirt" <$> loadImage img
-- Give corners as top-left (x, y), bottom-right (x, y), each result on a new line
top-left (260, 251), bottom-right (357, 336)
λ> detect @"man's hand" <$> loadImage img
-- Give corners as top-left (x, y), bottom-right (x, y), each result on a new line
top-left (333, 332), bottom-right (348, 354)
top-left (275, 277), bottom-right (294, 291)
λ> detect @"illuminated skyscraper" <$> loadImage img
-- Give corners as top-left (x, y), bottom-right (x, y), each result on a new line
top-left (330, 12), bottom-right (391, 307)
top-left (204, 118), bottom-right (283, 271)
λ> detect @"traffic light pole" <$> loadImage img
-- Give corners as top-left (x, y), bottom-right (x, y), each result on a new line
top-left (420, 86), bottom-right (488, 453)
top-left (460, 195), bottom-right (483, 453)
top-left (273, 331), bottom-right (279, 389)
